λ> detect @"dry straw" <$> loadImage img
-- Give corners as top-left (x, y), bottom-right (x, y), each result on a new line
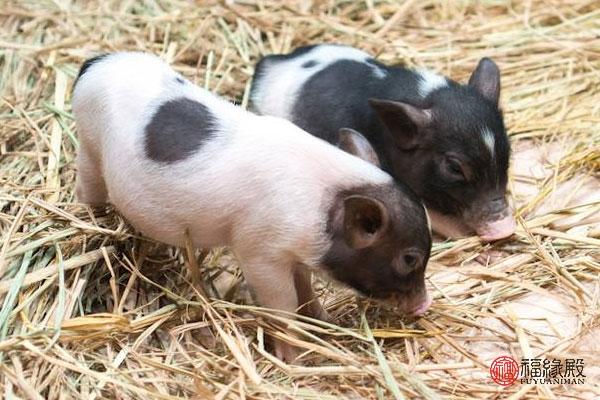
top-left (1, 0), bottom-right (599, 399)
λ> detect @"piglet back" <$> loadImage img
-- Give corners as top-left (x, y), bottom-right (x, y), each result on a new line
top-left (73, 53), bottom-right (237, 161)
top-left (73, 53), bottom-right (174, 152)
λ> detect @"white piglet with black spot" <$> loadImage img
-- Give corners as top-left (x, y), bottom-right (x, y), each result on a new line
top-left (73, 52), bottom-right (432, 362)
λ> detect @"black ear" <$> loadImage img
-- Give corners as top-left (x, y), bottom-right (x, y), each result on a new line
top-left (468, 57), bottom-right (500, 105)
top-left (337, 128), bottom-right (381, 167)
top-left (343, 195), bottom-right (389, 250)
top-left (368, 99), bottom-right (432, 150)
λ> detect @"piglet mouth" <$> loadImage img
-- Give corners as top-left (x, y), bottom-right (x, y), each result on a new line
top-left (383, 291), bottom-right (432, 316)
top-left (476, 214), bottom-right (517, 242)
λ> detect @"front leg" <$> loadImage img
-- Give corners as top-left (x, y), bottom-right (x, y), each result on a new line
top-left (238, 258), bottom-right (301, 363)
top-left (293, 268), bottom-right (330, 322)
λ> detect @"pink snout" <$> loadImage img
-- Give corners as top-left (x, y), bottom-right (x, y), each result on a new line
top-left (410, 292), bottom-right (432, 316)
top-left (476, 215), bottom-right (517, 242)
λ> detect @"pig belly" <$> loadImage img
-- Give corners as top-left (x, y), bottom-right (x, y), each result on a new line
top-left (113, 202), bottom-right (187, 247)
top-left (109, 188), bottom-right (232, 249)
top-left (102, 161), bottom-right (232, 250)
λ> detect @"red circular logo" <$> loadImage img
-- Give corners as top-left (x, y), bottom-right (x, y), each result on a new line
top-left (490, 356), bottom-right (519, 386)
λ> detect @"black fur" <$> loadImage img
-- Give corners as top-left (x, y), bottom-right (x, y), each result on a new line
top-left (302, 60), bottom-right (318, 68)
top-left (75, 54), bottom-right (109, 85)
top-left (145, 98), bottom-right (216, 163)
top-left (321, 182), bottom-right (431, 301)
top-left (251, 45), bottom-right (511, 232)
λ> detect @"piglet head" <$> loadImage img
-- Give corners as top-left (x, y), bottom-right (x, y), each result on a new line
top-left (321, 129), bottom-right (433, 316)
top-left (369, 58), bottom-right (516, 242)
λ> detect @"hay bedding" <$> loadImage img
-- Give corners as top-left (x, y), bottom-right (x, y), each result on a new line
top-left (0, 0), bottom-right (598, 398)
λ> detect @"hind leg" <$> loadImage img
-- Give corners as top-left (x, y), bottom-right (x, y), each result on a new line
top-left (76, 142), bottom-right (108, 205)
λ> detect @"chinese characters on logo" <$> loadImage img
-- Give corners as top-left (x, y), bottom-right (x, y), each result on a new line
top-left (520, 358), bottom-right (586, 384)
top-left (490, 356), bottom-right (586, 386)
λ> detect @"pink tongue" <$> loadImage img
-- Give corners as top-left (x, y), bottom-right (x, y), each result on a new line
top-left (411, 292), bottom-right (432, 316)
top-left (477, 215), bottom-right (517, 242)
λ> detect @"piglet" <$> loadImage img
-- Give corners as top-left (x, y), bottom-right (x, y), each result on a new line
top-left (251, 44), bottom-right (517, 242)
top-left (72, 52), bottom-right (432, 362)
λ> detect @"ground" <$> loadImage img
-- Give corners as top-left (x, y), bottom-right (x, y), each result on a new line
top-left (0, 1), bottom-right (598, 399)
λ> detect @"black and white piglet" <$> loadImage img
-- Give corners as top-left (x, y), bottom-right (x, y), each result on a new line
top-left (72, 52), bottom-right (432, 361)
top-left (251, 44), bottom-right (516, 241)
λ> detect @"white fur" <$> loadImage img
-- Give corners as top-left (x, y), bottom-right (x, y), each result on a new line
top-left (417, 69), bottom-right (448, 97)
top-left (72, 52), bottom-right (392, 321)
top-left (481, 126), bottom-right (495, 157)
top-left (251, 45), bottom-right (387, 119)
top-left (424, 205), bottom-right (432, 234)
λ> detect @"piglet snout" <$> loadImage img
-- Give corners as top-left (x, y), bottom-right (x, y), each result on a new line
top-left (410, 292), bottom-right (432, 316)
top-left (477, 214), bottom-right (517, 242)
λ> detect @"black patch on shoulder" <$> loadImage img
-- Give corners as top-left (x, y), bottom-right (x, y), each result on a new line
top-left (302, 60), bottom-right (317, 68)
top-left (75, 54), bottom-right (109, 85)
top-left (175, 77), bottom-right (185, 84)
top-left (145, 98), bottom-right (216, 163)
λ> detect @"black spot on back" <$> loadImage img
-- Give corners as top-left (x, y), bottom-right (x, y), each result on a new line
top-left (302, 60), bottom-right (317, 68)
top-left (175, 77), bottom-right (185, 84)
top-left (75, 54), bottom-right (109, 85)
top-left (145, 98), bottom-right (216, 163)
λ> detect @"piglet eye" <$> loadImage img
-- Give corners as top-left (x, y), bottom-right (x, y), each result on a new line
top-left (403, 254), bottom-right (417, 270)
top-left (394, 250), bottom-right (424, 276)
top-left (443, 156), bottom-right (466, 181)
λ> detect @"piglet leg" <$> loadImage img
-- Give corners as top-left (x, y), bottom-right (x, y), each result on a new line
top-left (293, 268), bottom-right (331, 322)
top-left (239, 258), bottom-right (302, 363)
top-left (76, 141), bottom-right (108, 205)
